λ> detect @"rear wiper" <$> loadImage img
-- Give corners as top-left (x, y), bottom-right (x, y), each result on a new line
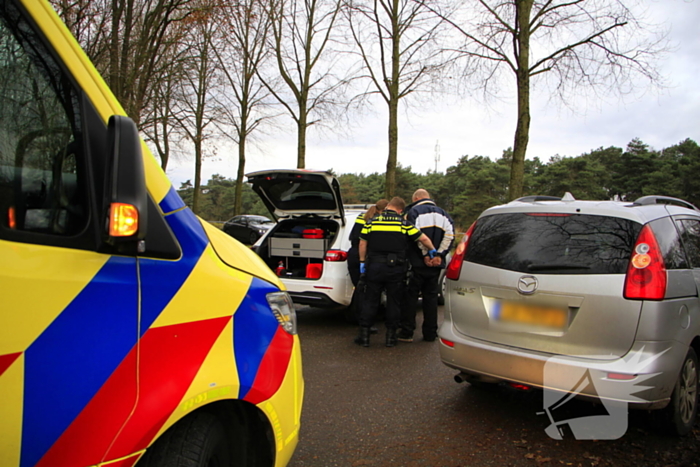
top-left (527, 263), bottom-right (591, 272)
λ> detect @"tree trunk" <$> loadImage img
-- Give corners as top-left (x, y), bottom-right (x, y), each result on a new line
top-left (386, 97), bottom-right (398, 199)
top-left (508, 0), bottom-right (533, 201)
top-left (235, 117), bottom-right (247, 216)
top-left (297, 98), bottom-right (307, 168)
top-left (384, 0), bottom-right (400, 199)
top-left (192, 137), bottom-right (202, 214)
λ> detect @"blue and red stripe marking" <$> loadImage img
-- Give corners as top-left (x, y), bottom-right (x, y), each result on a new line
top-left (21, 189), bottom-right (207, 467)
top-left (21, 187), bottom-right (294, 467)
top-left (233, 278), bottom-right (294, 404)
top-left (0, 351), bottom-right (21, 377)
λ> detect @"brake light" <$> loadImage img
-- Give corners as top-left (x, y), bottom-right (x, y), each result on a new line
top-left (526, 213), bottom-right (571, 217)
top-left (607, 373), bottom-right (636, 380)
top-left (325, 250), bottom-right (348, 262)
top-left (509, 383), bottom-right (532, 391)
top-left (440, 338), bottom-right (454, 347)
top-left (446, 221), bottom-right (477, 280)
top-left (623, 224), bottom-right (666, 300)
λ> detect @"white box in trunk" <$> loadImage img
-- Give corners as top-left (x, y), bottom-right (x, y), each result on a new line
top-left (269, 237), bottom-right (328, 259)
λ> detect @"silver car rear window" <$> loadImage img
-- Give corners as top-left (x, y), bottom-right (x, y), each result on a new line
top-left (466, 213), bottom-right (643, 274)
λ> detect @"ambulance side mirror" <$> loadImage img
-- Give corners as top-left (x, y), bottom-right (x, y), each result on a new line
top-left (104, 115), bottom-right (148, 245)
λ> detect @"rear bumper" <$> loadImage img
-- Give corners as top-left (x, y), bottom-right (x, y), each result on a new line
top-left (438, 322), bottom-right (687, 410)
top-left (288, 291), bottom-right (343, 308)
top-left (281, 263), bottom-right (353, 308)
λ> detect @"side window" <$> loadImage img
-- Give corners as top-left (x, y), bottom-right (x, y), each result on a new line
top-left (0, 3), bottom-right (87, 239)
top-left (649, 216), bottom-right (689, 270)
top-left (676, 219), bottom-right (700, 268)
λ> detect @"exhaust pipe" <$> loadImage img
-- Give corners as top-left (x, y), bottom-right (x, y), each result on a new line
top-left (454, 373), bottom-right (468, 384)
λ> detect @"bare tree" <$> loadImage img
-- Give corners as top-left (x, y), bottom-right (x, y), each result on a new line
top-left (345, 0), bottom-right (447, 198)
top-left (50, 0), bottom-right (111, 61)
top-left (173, 5), bottom-right (224, 214)
top-left (144, 71), bottom-right (181, 170)
top-left (262, 0), bottom-right (345, 168)
top-left (52, 0), bottom-right (196, 125)
top-left (213, 0), bottom-right (273, 215)
top-left (106, 0), bottom-right (196, 124)
top-left (437, 0), bottom-right (668, 200)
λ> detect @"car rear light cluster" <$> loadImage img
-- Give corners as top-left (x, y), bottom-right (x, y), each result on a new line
top-left (446, 221), bottom-right (476, 280)
top-left (324, 250), bottom-right (348, 262)
top-left (623, 224), bottom-right (667, 300)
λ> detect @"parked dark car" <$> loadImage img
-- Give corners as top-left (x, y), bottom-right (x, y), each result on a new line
top-left (223, 215), bottom-right (275, 244)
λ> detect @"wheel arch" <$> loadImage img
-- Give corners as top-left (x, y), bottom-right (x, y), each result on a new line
top-left (689, 335), bottom-right (700, 361)
top-left (137, 399), bottom-right (276, 467)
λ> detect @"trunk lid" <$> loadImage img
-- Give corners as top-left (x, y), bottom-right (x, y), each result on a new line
top-left (449, 211), bottom-right (644, 359)
top-left (246, 169), bottom-right (345, 224)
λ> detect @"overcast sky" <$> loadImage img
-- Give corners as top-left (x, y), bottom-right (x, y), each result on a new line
top-left (165, 0), bottom-right (700, 188)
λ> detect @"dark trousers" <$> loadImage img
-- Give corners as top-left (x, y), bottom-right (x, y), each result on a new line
top-left (400, 266), bottom-right (441, 338)
top-left (360, 262), bottom-right (405, 329)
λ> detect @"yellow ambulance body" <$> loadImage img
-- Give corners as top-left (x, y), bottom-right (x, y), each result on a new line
top-left (0, 1), bottom-right (303, 466)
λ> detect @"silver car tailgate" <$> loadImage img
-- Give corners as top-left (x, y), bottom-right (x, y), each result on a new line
top-left (449, 263), bottom-right (642, 359)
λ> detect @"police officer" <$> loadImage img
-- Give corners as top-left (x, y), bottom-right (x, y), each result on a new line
top-left (347, 199), bottom-right (388, 287)
top-left (398, 189), bottom-right (455, 342)
top-left (347, 199), bottom-right (388, 330)
top-left (355, 197), bottom-right (437, 347)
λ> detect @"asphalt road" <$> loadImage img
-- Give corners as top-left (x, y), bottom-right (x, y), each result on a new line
top-left (288, 305), bottom-right (700, 467)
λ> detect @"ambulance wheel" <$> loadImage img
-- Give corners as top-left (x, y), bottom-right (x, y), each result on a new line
top-left (659, 347), bottom-right (698, 436)
top-left (139, 412), bottom-right (231, 467)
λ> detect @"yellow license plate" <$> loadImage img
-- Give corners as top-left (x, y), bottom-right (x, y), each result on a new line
top-left (494, 301), bottom-right (567, 329)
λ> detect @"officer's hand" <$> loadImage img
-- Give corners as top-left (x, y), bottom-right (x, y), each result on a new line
top-left (428, 249), bottom-right (437, 259)
top-left (360, 262), bottom-right (366, 274)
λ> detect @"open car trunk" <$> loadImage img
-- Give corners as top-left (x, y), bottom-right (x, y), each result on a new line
top-left (256, 218), bottom-right (340, 280)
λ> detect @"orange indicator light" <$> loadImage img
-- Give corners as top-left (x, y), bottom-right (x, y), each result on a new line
top-left (109, 202), bottom-right (139, 237)
top-left (8, 206), bottom-right (15, 229)
top-left (631, 253), bottom-right (651, 269)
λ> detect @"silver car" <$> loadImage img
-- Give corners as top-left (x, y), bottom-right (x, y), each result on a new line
top-left (440, 193), bottom-right (700, 436)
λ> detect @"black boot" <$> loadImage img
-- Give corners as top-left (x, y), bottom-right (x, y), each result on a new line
top-left (354, 327), bottom-right (370, 347)
top-left (386, 328), bottom-right (397, 347)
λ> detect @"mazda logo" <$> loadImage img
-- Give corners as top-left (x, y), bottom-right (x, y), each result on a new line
top-left (517, 275), bottom-right (538, 295)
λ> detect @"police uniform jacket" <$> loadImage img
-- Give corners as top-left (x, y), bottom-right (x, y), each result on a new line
top-left (348, 213), bottom-right (365, 249)
top-left (360, 209), bottom-right (422, 262)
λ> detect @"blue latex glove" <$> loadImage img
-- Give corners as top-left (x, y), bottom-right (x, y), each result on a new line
top-left (360, 262), bottom-right (366, 274)
top-left (428, 249), bottom-right (437, 259)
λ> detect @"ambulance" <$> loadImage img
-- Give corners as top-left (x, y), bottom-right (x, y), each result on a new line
top-left (0, 1), bottom-right (303, 466)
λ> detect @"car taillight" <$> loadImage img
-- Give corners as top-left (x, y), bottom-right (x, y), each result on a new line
top-left (446, 221), bottom-right (477, 280)
top-left (325, 250), bottom-right (348, 262)
top-left (623, 224), bottom-right (667, 300)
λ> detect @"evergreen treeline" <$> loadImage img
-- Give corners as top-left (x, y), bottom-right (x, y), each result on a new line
top-left (178, 137), bottom-right (700, 230)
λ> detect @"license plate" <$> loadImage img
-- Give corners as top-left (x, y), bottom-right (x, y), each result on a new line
top-left (493, 301), bottom-right (567, 329)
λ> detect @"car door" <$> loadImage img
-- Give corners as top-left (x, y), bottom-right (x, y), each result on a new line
top-left (0, 3), bottom-right (137, 466)
top-left (236, 216), bottom-right (250, 241)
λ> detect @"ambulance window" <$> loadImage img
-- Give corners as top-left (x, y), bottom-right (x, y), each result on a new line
top-left (0, 3), bottom-right (87, 239)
